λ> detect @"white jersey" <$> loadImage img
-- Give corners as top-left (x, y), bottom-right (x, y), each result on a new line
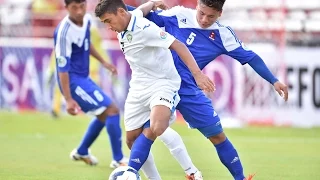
top-left (117, 9), bottom-right (181, 92)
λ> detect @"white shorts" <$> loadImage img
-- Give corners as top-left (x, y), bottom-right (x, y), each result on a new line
top-left (124, 87), bottom-right (180, 131)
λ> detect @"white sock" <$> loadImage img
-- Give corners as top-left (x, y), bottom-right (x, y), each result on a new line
top-left (141, 152), bottom-right (162, 180)
top-left (159, 127), bottom-right (198, 175)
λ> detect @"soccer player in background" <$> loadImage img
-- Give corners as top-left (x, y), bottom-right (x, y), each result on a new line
top-left (95, 0), bottom-right (214, 179)
top-left (53, 0), bottom-right (128, 168)
top-left (126, 0), bottom-right (289, 179)
top-left (47, 50), bottom-right (63, 118)
top-left (47, 26), bottom-right (109, 118)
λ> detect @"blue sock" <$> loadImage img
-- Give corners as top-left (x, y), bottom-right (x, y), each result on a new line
top-left (128, 133), bottom-right (154, 171)
top-left (77, 119), bottom-right (104, 155)
top-left (214, 138), bottom-right (245, 180)
top-left (105, 114), bottom-right (123, 161)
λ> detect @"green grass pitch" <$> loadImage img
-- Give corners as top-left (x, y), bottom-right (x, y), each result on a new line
top-left (0, 111), bottom-right (319, 180)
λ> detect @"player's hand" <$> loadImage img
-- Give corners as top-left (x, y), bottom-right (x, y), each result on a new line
top-left (150, 0), bottom-right (168, 11)
top-left (66, 98), bottom-right (81, 116)
top-left (103, 62), bottom-right (118, 76)
top-left (273, 81), bottom-right (288, 101)
top-left (193, 72), bottom-right (216, 92)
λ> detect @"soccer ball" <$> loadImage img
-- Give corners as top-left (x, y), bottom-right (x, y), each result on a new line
top-left (109, 166), bottom-right (141, 180)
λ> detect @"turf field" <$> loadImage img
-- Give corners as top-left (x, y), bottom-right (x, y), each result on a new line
top-left (0, 111), bottom-right (319, 180)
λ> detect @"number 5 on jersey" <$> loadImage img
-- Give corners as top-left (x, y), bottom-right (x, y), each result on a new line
top-left (186, 32), bottom-right (196, 45)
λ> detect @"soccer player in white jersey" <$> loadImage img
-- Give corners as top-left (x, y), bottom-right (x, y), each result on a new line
top-left (95, 0), bottom-right (215, 178)
top-left (126, 0), bottom-right (289, 179)
top-left (54, 0), bottom-right (128, 168)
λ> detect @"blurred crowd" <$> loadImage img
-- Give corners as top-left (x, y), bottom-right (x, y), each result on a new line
top-left (0, 0), bottom-right (320, 46)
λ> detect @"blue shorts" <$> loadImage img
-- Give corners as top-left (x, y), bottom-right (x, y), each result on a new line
top-left (143, 120), bottom-right (151, 129)
top-left (176, 92), bottom-right (223, 138)
top-left (60, 76), bottom-right (112, 115)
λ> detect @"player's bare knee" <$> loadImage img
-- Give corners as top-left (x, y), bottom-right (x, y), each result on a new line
top-left (150, 111), bottom-right (170, 136)
top-left (150, 125), bottom-right (167, 137)
top-left (97, 104), bottom-right (119, 122)
top-left (126, 139), bottom-right (134, 149)
top-left (106, 103), bottom-right (119, 115)
top-left (126, 128), bottom-right (143, 149)
top-left (143, 128), bottom-right (157, 141)
top-left (208, 132), bottom-right (226, 145)
top-left (96, 110), bottom-right (108, 122)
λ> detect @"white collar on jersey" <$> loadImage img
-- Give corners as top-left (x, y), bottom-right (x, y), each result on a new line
top-left (66, 15), bottom-right (88, 31)
top-left (126, 13), bottom-right (137, 32)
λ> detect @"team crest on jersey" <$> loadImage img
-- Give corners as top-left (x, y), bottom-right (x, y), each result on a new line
top-left (209, 32), bottom-right (215, 40)
top-left (126, 34), bottom-right (133, 43)
top-left (57, 56), bottom-right (67, 67)
top-left (160, 31), bottom-right (167, 39)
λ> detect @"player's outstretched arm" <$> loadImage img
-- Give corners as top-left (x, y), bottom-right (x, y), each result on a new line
top-left (126, 5), bottom-right (136, 11)
top-left (125, 3), bottom-right (167, 27)
top-left (248, 55), bottom-right (288, 101)
top-left (169, 40), bottom-right (215, 92)
top-left (219, 26), bottom-right (288, 101)
top-left (89, 44), bottom-right (117, 75)
top-left (136, 0), bottom-right (168, 17)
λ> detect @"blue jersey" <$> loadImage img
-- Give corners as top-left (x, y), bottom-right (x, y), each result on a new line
top-left (146, 6), bottom-right (258, 95)
top-left (54, 14), bottom-right (91, 79)
top-left (53, 14), bottom-right (113, 114)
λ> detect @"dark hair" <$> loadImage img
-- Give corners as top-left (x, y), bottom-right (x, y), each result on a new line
top-left (65, 0), bottom-right (86, 6)
top-left (95, 0), bottom-right (127, 17)
top-left (198, 0), bottom-right (226, 11)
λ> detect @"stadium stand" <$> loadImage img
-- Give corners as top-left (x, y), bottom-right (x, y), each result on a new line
top-left (0, 0), bottom-right (319, 46)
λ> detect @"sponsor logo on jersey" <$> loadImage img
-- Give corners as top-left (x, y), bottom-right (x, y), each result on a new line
top-left (160, 97), bottom-right (172, 104)
top-left (180, 18), bottom-right (187, 24)
top-left (143, 24), bottom-right (150, 29)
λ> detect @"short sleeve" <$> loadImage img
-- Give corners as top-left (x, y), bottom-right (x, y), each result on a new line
top-left (146, 6), bottom-right (184, 27)
top-left (219, 26), bottom-right (257, 64)
top-left (54, 27), bottom-right (72, 72)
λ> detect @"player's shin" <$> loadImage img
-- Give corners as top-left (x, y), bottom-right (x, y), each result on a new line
top-left (141, 152), bottom-right (162, 180)
top-left (214, 138), bottom-right (245, 180)
top-left (159, 127), bottom-right (199, 175)
top-left (128, 130), bottom-right (155, 171)
top-left (105, 114), bottom-right (124, 161)
top-left (77, 118), bottom-right (104, 155)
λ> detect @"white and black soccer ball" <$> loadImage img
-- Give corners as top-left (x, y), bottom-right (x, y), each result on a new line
top-left (108, 166), bottom-right (141, 180)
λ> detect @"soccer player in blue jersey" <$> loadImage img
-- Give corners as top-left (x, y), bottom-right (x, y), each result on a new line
top-left (95, 0), bottom-right (215, 179)
top-left (54, 0), bottom-right (128, 168)
top-left (126, 0), bottom-right (289, 179)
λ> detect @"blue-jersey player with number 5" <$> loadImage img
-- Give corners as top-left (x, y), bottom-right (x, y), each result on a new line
top-left (127, 0), bottom-right (289, 179)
